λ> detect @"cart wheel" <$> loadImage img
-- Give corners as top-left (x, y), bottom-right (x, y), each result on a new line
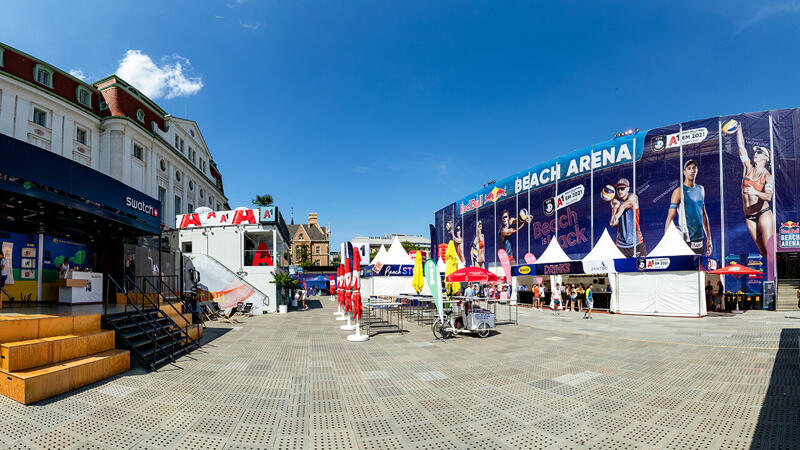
top-left (432, 318), bottom-right (450, 340)
top-left (477, 322), bottom-right (490, 338)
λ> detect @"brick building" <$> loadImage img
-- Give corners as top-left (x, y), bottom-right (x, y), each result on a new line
top-left (288, 213), bottom-right (330, 266)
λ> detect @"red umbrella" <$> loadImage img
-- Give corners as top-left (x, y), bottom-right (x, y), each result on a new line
top-left (337, 264), bottom-right (345, 307)
top-left (343, 257), bottom-right (352, 313)
top-left (331, 272), bottom-right (337, 296)
top-left (446, 266), bottom-right (498, 283)
top-left (351, 250), bottom-right (362, 319)
top-left (709, 263), bottom-right (763, 275)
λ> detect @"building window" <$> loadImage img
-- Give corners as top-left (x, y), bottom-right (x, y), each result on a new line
top-left (298, 235), bottom-right (303, 241)
top-left (174, 135), bottom-right (179, 148)
top-left (188, 203), bottom-right (194, 214)
top-left (76, 87), bottom-right (92, 107)
top-left (158, 187), bottom-right (167, 224)
top-left (190, 129), bottom-right (195, 137)
top-left (200, 189), bottom-right (204, 199)
top-left (316, 245), bottom-right (321, 254)
top-left (33, 108), bottom-right (47, 127)
top-left (34, 64), bottom-right (53, 88)
top-left (133, 143), bottom-right (143, 160)
top-left (99, 101), bottom-right (108, 111)
top-left (189, 180), bottom-right (194, 191)
top-left (180, 139), bottom-right (184, 153)
top-left (174, 196), bottom-right (182, 217)
top-left (175, 170), bottom-right (181, 182)
top-left (135, 109), bottom-right (145, 122)
top-left (0, 47), bottom-right (4, 67)
top-left (76, 127), bottom-right (87, 145)
top-left (160, 159), bottom-right (166, 172)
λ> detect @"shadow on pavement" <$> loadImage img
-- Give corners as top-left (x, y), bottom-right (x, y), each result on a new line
top-left (754, 328), bottom-right (800, 446)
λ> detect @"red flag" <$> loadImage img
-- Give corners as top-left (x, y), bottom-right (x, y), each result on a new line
top-left (351, 251), bottom-right (362, 319)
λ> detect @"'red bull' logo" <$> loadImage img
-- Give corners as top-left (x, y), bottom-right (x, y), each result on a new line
top-left (484, 186), bottom-right (507, 203)
top-left (780, 221), bottom-right (800, 233)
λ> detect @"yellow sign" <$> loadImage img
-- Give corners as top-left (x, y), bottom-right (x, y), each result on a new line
top-left (518, 266), bottom-right (531, 275)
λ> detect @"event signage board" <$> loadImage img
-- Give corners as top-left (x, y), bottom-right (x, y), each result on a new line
top-left (363, 264), bottom-right (414, 277)
top-left (258, 207), bottom-right (276, 224)
top-left (511, 255), bottom-right (705, 275)
top-left (778, 221), bottom-right (800, 250)
top-left (177, 208), bottom-right (261, 228)
top-left (436, 107), bottom-right (800, 293)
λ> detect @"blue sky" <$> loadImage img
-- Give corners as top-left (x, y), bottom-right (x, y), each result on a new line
top-left (4, 1), bottom-right (800, 249)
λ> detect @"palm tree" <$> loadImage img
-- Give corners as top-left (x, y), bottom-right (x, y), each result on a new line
top-left (252, 194), bottom-right (274, 207)
top-left (270, 271), bottom-right (298, 306)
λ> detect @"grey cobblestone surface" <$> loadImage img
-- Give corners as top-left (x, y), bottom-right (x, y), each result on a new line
top-left (1, 298), bottom-right (798, 449)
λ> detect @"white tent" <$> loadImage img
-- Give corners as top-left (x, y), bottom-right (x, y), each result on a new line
top-left (363, 237), bottom-right (414, 297)
top-left (536, 238), bottom-right (572, 264)
top-left (383, 236), bottom-right (413, 265)
top-left (582, 229), bottom-right (625, 261)
top-left (581, 229), bottom-right (624, 310)
top-left (370, 245), bottom-right (388, 265)
top-left (615, 223), bottom-right (706, 317)
top-left (648, 222), bottom-right (695, 256)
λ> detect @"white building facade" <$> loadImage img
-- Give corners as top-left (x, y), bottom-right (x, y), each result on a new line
top-left (0, 43), bottom-right (229, 226)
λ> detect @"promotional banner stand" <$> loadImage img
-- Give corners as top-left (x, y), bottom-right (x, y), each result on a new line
top-left (347, 319), bottom-right (369, 342)
top-left (336, 308), bottom-right (348, 320)
top-left (340, 313), bottom-right (356, 330)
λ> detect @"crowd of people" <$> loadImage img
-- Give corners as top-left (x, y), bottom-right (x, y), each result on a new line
top-left (525, 282), bottom-right (595, 319)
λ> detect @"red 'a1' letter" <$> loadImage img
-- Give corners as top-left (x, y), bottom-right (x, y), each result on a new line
top-left (179, 214), bottom-right (201, 228)
top-left (252, 242), bottom-right (274, 266)
top-left (232, 209), bottom-right (257, 225)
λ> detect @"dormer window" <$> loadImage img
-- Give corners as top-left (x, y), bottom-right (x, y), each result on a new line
top-left (0, 47), bottom-right (4, 67)
top-left (135, 109), bottom-right (145, 122)
top-left (34, 64), bottom-right (53, 88)
top-left (76, 87), bottom-right (92, 107)
top-left (190, 129), bottom-right (195, 137)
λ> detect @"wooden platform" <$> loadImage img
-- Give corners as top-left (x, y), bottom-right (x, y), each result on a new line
top-left (0, 313), bottom-right (130, 404)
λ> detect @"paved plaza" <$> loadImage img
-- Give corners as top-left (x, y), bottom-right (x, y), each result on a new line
top-left (0, 298), bottom-right (798, 449)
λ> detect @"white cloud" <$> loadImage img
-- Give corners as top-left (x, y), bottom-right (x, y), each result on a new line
top-left (738, 1), bottom-right (800, 31)
top-left (239, 19), bottom-right (261, 30)
top-left (69, 69), bottom-right (87, 81)
top-left (215, 15), bottom-right (225, 19)
top-left (115, 50), bottom-right (203, 100)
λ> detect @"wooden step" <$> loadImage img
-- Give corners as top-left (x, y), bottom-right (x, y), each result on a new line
top-left (0, 349), bottom-right (130, 404)
top-left (116, 292), bottom-right (163, 305)
top-left (0, 330), bottom-right (115, 372)
top-left (0, 314), bottom-right (100, 344)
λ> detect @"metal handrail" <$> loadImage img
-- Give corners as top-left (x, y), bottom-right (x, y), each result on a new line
top-left (135, 275), bottom-right (200, 350)
top-left (106, 275), bottom-right (160, 370)
top-left (121, 275), bottom-right (181, 363)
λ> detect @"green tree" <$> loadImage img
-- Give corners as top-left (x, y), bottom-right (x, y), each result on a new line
top-left (401, 241), bottom-right (421, 252)
top-left (296, 244), bottom-right (314, 268)
top-left (330, 254), bottom-right (341, 266)
top-left (252, 194), bottom-right (274, 207)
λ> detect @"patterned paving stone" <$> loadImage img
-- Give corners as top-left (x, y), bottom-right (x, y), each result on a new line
top-left (1, 297), bottom-right (797, 448)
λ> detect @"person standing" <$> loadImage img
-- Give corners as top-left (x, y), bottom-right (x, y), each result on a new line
top-left (0, 253), bottom-right (13, 303)
top-left (705, 281), bottom-right (714, 312)
top-left (301, 288), bottom-right (308, 311)
top-left (584, 284), bottom-right (594, 319)
top-left (533, 284), bottom-right (540, 310)
top-left (539, 284), bottom-right (545, 311)
top-left (551, 284), bottom-right (561, 316)
top-left (716, 280), bottom-right (724, 311)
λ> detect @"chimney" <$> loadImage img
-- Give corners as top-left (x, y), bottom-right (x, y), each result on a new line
top-left (308, 213), bottom-right (318, 226)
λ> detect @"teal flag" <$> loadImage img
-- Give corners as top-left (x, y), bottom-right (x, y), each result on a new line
top-left (424, 259), bottom-right (443, 321)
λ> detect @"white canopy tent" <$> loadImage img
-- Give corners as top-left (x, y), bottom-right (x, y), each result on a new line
top-left (614, 223), bottom-right (706, 317)
top-left (362, 237), bottom-right (415, 297)
top-left (581, 229), bottom-right (625, 310)
top-left (536, 238), bottom-right (572, 264)
top-left (370, 245), bottom-right (388, 265)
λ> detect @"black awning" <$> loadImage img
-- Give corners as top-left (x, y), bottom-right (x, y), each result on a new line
top-left (0, 133), bottom-right (161, 235)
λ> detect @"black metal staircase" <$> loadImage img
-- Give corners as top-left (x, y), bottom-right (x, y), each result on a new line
top-left (103, 275), bottom-right (201, 371)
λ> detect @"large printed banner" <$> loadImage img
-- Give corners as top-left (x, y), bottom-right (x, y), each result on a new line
top-left (188, 253), bottom-right (266, 314)
top-left (435, 108), bottom-right (800, 293)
